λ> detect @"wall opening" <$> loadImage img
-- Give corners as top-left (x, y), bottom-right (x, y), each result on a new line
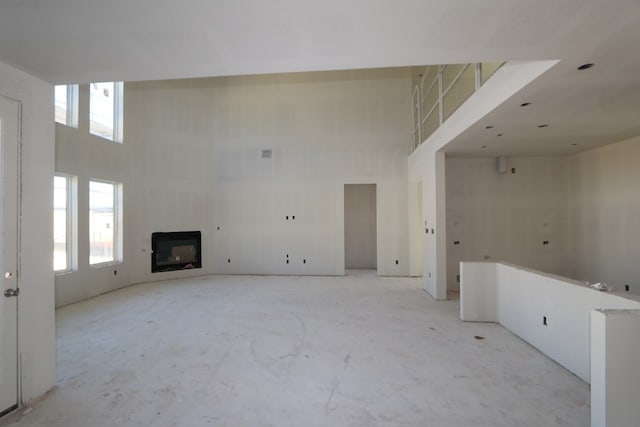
top-left (344, 184), bottom-right (377, 270)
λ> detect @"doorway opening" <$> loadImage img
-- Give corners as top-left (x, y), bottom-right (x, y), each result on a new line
top-left (344, 184), bottom-right (377, 272)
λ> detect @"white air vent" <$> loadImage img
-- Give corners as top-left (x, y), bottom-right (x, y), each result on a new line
top-left (262, 149), bottom-right (272, 159)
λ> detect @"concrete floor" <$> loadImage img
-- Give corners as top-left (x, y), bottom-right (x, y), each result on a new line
top-left (3, 272), bottom-right (589, 427)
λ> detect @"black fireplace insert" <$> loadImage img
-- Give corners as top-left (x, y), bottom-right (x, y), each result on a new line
top-left (151, 231), bottom-right (201, 272)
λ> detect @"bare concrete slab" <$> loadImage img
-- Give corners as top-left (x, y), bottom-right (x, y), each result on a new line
top-left (3, 272), bottom-right (589, 426)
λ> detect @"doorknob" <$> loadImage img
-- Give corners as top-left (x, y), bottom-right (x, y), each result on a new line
top-left (4, 288), bottom-right (19, 297)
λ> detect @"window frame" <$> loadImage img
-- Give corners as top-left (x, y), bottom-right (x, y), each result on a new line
top-left (89, 81), bottom-right (124, 143)
top-left (53, 174), bottom-right (77, 274)
top-left (54, 84), bottom-right (79, 128)
top-left (88, 179), bottom-right (123, 267)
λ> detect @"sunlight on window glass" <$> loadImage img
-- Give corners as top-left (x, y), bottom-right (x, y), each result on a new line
top-left (89, 82), bottom-right (115, 140)
top-left (89, 181), bottom-right (115, 265)
top-left (53, 176), bottom-right (68, 271)
top-left (54, 85), bottom-right (68, 125)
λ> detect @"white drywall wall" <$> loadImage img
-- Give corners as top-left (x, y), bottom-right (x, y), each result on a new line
top-left (55, 69), bottom-right (412, 306)
top-left (55, 83), bottom-right (216, 306)
top-left (460, 261), bottom-right (640, 383)
top-left (408, 148), bottom-right (446, 299)
top-left (568, 136), bottom-right (640, 294)
top-left (446, 157), bottom-right (570, 291)
top-left (0, 60), bottom-right (56, 403)
top-left (408, 61), bottom-right (557, 300)
top-left (590, 310), bottom-right (607, 427)
top-left (590, 309), bottom-right (640, 427)
top-left (459, 262), bottom-right (497, 322)
top-left (408, 180), bottom-right (423, 277)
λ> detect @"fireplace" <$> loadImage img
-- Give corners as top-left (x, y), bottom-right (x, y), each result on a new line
top-left (151, 231), bottom-right (201, 273)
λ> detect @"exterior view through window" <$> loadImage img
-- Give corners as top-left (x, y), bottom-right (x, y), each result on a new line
top-left (54, 85), bottom-right (68, 124)
top-left (53, 175), bottom-right (69, 271)
top-left (89, 82), bottom-right (123, 142)
top-left (89, 180), bottom-right (117, 265)
top-left (54, 84), bottom-right (78, 127)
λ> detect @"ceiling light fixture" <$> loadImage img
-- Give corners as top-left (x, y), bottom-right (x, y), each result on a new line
top-left (520, 102), bottom-right (531, 107)
top-left (538, 124), bottom-right (549, 128)
top-left (481, 145), bottom-right (487, 148)
top-left (577, 63), bottom-right (594, 70)
top-left (485, 125), bottom-right (494, 129)
top-left (497, 133), bottom-right (504, 137)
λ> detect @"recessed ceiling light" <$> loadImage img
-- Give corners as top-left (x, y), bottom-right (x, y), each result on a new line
top-left (481, 145), bottom-right (487, 148)
top-left (520, 102), bottom-right (531, 107)
top-left (571, 143), bottom-right (578, 146)
top-left (577, 63), bottom-right (594, 70)
top-left (497, 133), bottom-right (503, 137)
top-left (485, 125), bottom-right (494, 129)
top-left (538, 124), bottom-right (549, 128)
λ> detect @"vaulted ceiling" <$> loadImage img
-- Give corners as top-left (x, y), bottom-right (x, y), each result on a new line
top-left (1, 0), bottom-right (639, 156)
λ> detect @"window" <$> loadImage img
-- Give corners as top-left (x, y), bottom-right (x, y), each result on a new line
top-left (89, 82), bottom-right (123, 142)
top-left (54, 84), bottom-right (79, 127)
top-left (54, 174), bottom-right (76, 272)
top-left (481, 62), bottom-right (504, 85)
top-left (89, 180), bottom-right (123, 265)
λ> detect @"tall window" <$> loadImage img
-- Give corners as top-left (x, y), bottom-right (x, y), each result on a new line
top-left (89, 180), bottom-right (123, 265)
top-left (89, 82), bottom-right (123, 142)
top-left (54, 84), bottom-right (79, 127)
top-left (54, 174), bottom-right (76, 272)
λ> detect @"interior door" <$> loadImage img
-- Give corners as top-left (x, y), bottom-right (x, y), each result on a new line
top-left (0, 95), bottom-right (20, 416)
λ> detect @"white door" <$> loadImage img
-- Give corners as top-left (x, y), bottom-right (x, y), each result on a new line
top-left (0, 95), bottom-right (20, 416)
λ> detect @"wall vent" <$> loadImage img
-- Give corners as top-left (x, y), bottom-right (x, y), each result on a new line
top-left (262, 149), bottom-right (272, 159)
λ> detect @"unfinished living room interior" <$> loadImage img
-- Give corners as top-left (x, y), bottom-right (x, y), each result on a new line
top-left (0, 1), bottom-right (639, 426)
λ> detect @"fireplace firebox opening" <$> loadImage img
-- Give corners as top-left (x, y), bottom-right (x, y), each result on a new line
top-left (151, 231), bottom-right (201, 273)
